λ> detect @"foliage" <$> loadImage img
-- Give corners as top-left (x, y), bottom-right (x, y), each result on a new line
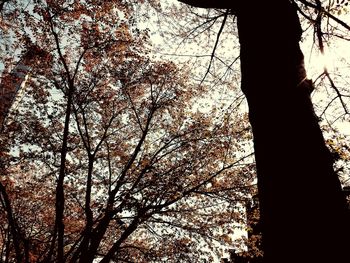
top-left (0, 0), bottom-right (255, 262)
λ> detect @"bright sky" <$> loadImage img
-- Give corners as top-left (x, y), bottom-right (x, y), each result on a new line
top-left (301, 21), bottom-right (350, 135)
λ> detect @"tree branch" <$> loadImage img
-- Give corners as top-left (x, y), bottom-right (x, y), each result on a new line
top-left (200, 9), bottom-right (229, 85)
top-left (324, 69), bottom-right (349, 115)
top-left (297, 0), bottom-right (350, 31)
top-left (0, 182), bottom-right (23, 262)
top-left (178, 0), bottom-right (233, 9)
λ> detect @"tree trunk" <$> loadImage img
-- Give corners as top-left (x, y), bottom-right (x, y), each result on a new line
top-left (178, 0), bottom-right (349, 261)
top-left (236, 1), bottom-right (349, 262)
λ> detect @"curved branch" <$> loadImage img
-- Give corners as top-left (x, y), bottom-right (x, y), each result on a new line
top-left (200, 9), bottom-right (229, 84)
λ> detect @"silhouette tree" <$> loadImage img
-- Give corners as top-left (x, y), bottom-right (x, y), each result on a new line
top-left (177, 1), bottom-right (350, 262)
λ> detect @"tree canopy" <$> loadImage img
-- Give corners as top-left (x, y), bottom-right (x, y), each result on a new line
top-left (0, 0), bottom-right (258, 262)
top-left (0, 0), bottom-right (350, 262)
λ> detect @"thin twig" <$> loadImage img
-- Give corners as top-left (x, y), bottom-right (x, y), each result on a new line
top-left (324, 69), bottom-right (349, 114)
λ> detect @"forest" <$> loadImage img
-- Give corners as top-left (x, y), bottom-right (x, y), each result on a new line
top-left (0, 0), bottom-right (349, 262)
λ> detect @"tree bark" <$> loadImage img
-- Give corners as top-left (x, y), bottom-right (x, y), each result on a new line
top-left (179, 1), bottom-right (349, 262)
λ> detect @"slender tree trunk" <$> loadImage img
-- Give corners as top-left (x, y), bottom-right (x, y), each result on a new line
top-left (0, 183), bottom-right (23, 263)
top-left (76, 155), bottom-right (95, 263)
top-left (236, 1), bottom-right (349, 262)
top-left (56, 107), bottom-right (70, 262)
top-left (50, 83), bottom-right (74, 263)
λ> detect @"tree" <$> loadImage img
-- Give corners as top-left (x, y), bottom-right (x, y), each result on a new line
top-left (0, 0), bottom-right (255, 262)
top-left (176, 1), bottom-right (350, 262)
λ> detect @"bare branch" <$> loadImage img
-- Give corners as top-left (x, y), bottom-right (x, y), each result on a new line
top-left (200, 9), bottom-right (229, 85)
top-left (297, 0), bottom-right (350, 31)
top-left (324, 69), bottom-right (349, 114)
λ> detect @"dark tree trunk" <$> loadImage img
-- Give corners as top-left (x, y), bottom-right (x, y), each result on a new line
top-left (178, 1), bottom-right (349, 262)
top-left (237, 1), bottom-right (349, 262)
